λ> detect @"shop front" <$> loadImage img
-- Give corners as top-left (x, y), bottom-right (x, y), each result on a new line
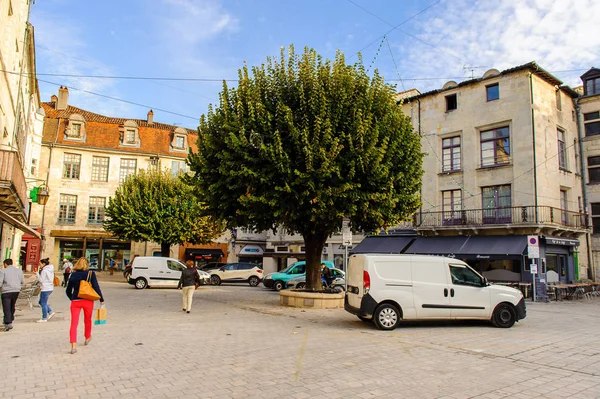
top-left (20, 229), bottom-right (42, 271)
top-left (57, 238), bottom-right (131, 271)
top-left (237, 244), bottom-right (264, 264)
top-left (181, 243), bottom-right (228, 267)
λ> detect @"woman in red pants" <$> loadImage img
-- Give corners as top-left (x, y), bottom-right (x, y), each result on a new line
top-left (65, 258), bottom-right (104, 354)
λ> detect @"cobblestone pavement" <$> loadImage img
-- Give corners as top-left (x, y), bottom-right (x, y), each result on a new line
top-left (1, 279), bottom-right (599, 399)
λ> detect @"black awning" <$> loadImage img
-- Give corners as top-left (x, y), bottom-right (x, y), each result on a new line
top-left (187, 248), bottom-right (224, 257)
top-left (350, 236), bottom-right (415, 254)
top-left (459, 236), bottom-right (527, 257)
top-left (404, 236), bottom-right (468, 255)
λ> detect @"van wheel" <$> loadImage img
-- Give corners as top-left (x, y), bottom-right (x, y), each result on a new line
top-left (273, 281), bottom-right (284, 291)
top-left (492, 303), bottom-right (516, 328)
top-left (374, 304), bottom-right (401, 330)
top-left (211, 275), bottom-right (221, 286)
top-left (248, 276), bottom-right (260, 287)
top-left (134, 278), bottom-right (148, 290)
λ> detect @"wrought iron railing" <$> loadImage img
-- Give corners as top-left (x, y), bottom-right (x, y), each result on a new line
top-left (414, 206), bottom-right (589, 230)
top-left (0, 149), bottom-right (27, 209)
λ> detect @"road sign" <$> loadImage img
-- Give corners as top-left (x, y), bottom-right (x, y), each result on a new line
top-left (527, 235), bottom-right (539, 259)
top-left (342, 218), bottom-right (352, 246)
top-left (530, 263), bottom-right (538, 274)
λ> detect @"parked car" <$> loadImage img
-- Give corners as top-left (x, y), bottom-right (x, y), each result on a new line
top-left (286, 268), bottom-right (346, 291)
top-left (345, 254), bottom-right (526, 330)
top-left (263, 260), bottom-right (335, 291)
top-left (128, 257), bottom-right (210, 289)
top-left (205, 262), bottom-right (263, 286)
top-left (198, 262), bottom-right (227, 273)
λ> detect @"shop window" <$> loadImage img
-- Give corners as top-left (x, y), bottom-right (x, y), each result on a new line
top-left (486, 84), bottom-right (499, 101)
top-left (88, 197), bottom-right (106, 224)
top-left (442, 136), bottom-right (461, 172)
top-left (480, 126), bottom-right (510, 167)
top-left (119, 158), bottom-right (137, 183)
top-left (63, 153), bottom-right (81, 179)
top-left (557, 130), bottom-right (567, 170)
top-left (442, 189), bottom-right (462, 225)
top-left (587, 156), bottom-right (600, 184)
top-left (592, 203), bottom-right (600, 234)
top-left (58, 194), bottom-right (77, 223)
top-left (482, 185), bottom-right (511, 224)
top-left (91, 156), bottom-right (109, 182)
top-left (445, 94), bottom-right (457, 112)
top-left (584, 111), bottom-right (600, 137)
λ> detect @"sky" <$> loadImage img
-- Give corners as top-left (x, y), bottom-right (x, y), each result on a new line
top-left (30, 0), bottom-right (600, 129)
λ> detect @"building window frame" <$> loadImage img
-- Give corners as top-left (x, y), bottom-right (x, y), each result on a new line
top-left (442, 136), bottom-right (461, 172)
top-left (119, 158), bottom-right (137, 183)
top-left (557, 129), bottom-right (567, 170)
top-left (584, 111), bottom-right (600, 137)
top-left (442, 189), bottom-right (462, 225)
top-left (480, 126), bottom-right (510, 167)
top-left (591, 203), bottom-right (600, 234)
top-left (58, 194), bottom-right (77, 224)
top-left (170, 127), bottom-right (189, 152)
top-left (88, 197), bottom-right (106, 224)
top-left (482, 185), bottom-right (511, 224)
top-left (64, 114), bottom-right (86, 141)
top-left (62, 153), bottom-right (81, 179)
top-left (445, 94), bottom-right (457, 112)
top-left (486, 83), bottom-right (499, 101)
top-left (585, 77), bottom-right (600, 96)
top-left (91, 156), bottom-right (109, 182)
top-left (587, 156), bottom-right (600, 184)
top-left (119, 120), bottom-right (140, 147)
top-left (560, 189), bottom-right (568, 225)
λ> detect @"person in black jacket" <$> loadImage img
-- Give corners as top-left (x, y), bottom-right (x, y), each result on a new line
top-left (321, 262), bottom-right (333, 288)
top-left (178, 260), bottom-right (200, 314)
top-left (65, 258), bottom-right (104, 354)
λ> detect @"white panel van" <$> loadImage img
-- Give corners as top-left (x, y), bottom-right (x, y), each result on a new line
top-left (345, 254), bottom-right (526, 330)
top-left (128, 257), bottom-right (210, 289)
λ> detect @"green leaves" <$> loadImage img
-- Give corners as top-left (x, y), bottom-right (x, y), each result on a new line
top-left (187, 45), bottom-right (423, 237)
top-left (105, 169), bottom-right (224, 247)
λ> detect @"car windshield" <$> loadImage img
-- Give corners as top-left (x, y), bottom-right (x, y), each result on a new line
top-left (280, 264), bottom-right (296, 273)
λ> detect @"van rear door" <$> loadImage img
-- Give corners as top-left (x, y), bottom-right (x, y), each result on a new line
top-left (411, 257), bottom-right (452, 319)
top-left (346, 255), bottom-right (365, 310)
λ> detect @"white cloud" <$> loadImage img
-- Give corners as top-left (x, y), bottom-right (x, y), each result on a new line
top-left (390, 0), bottom-right (600, 91)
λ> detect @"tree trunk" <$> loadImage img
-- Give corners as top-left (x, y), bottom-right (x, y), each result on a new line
top-left (161, 242), bottom-right (171, 257)
top-left (303, 231), bottom-right (329, 291)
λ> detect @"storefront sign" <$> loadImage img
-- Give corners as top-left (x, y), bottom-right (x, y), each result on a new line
top-left (527, 235), bottom-right (539, 259)
top-left (476, 255), bottom-right (490, 259)
top-left (103, 242), bottom-right (131, 250)
top-left (546, 237), bottom-right (579, 247)
top-left (239, 245), bottom-right (264, 255)
top-left (60, 241), bottom-right (84, 249)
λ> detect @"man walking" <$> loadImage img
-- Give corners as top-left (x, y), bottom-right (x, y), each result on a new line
top-left (0, 259), bottom-right (24, 332)
top-left (62, 258), bottom-right (73, 287)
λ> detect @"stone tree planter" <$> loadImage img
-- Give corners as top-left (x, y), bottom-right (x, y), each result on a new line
top-left (279, 289), bottom-right (345, 309)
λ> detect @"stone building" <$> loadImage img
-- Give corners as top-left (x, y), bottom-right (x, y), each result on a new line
top-left (355, 62), bottom-right (594, 284)
top-left (0, 0), bottom-right (44, 267)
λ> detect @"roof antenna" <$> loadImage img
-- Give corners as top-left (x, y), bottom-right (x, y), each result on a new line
top-left (462, 64), bottom-right (487, 79)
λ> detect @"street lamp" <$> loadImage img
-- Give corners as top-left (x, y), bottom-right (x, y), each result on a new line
top-left (37, 186), bottom-right (49, 205)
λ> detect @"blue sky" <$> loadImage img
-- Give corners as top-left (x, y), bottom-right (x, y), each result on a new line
top-left (31, 0), bottom-right (600, 129)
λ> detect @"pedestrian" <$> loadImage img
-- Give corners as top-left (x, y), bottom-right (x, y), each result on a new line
top-left (109, 258), bottom-right (115, 275)
top-left (66, 257), bottom-right (104, 354)
top-left (36, 258), bottom-right (56, 323)
top-left (62, 258), bottom-right (73, 287)
top-left (177, 260), bottom-right (200, 314)
top-left (321, 262), bottom-right (333, 287)
top-left (0, 259), bottom-right (24, 332)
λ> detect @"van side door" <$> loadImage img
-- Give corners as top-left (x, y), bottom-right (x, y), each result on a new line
top-left (166, 260), bottom-right (185, 287)
top-left (447, 263), bottom-right (491, 319)
top-left (412, 258), bottom-right (452, 319)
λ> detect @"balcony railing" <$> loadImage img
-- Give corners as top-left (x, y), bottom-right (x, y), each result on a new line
top-left (414, 206), bottom-right (589, 230)
top-left (0, 149), bottom-right (27, 214)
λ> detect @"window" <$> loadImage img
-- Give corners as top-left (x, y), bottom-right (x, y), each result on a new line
top-left (119, 159), bottom-right (137, 183)
top-left (480, 127), bottom-right (510, 167)
top-left (30, 158), bottom-right (37, 176)
top-left (560, 190), bottom-right (568, 225)
top-left (556, 90), bottom-right (562, 111)
top-left (171, 160), bottom-right (188, 176)
top-left (445, 94), bottom-right (457, 111)
top-left (88, 197), bottom-right (106, 224)
top-left (442, 136), bottom-right (461, 172)
top-left (65, 114), bottom-right (86, 140)
top-left (91, 156), bottom-right (109, 182)
top-left (71, 124), bottom-right (82, 138)
top-left (584, 112), bottom-right (600, 136)
top-left (126, 130), bottom-right (136, 144)
top-left (449, 265), bottom-right (483, 287)
top-left (58, 194), bottom-right (77, 223)
top-left (175, 136), bottom-right (185, 148)
top-left (442, 190), bottom-right (462, 225)
top-left (592, 203), bottom-right (600, 234)
top-left (586, 77), bottom-right (600, 96)
top-left (588, 156), bottom-right (600, 184)
top-left (486, 84), bottom-right (499, 101)
top-left (557, 130), bottom-right (567, 169)
top-left (167, 260), bottom-right (185, 271)
top-left (482, 185), bottom-right (511, 224)
top-left (171, 127), bottom-right (188, 150)
top-left (120, 121), bottom-right (139, 146)
top-left (63, 153), bottom-right (81, 179)
top-left (574, 139), bottom-right (580, 174)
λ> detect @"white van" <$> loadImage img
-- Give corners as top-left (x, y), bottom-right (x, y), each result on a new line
top-left (128, 257), bottom-right (210, 289)
top-left (345, 254), bottom-right (526, 330)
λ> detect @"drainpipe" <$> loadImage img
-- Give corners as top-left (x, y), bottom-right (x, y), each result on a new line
top-left (529, 73), bottom-right (539, 223)
top-left (575, 99), bottom-right (595, 281)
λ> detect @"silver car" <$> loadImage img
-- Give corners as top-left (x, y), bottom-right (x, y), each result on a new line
top-left (285, 268), bottom-right (345, 291)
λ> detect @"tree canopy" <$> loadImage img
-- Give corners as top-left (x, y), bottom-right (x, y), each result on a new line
top-left (105, 169), bottom-right (224, 256)
top-left (186, 45), bottom-right (423, 289)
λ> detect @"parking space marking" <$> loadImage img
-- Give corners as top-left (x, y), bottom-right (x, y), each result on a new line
top-left (293, 329), bottom-right (310, 382)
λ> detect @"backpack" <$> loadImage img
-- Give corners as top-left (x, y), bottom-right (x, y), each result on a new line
top-left (53, 275), bottom-right (60, 287)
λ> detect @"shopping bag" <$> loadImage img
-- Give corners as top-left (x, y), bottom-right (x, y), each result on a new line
top-left (79, 272), bottom-right (101, 301)
top-left (94, 306), bottom-right (107, 325)
top-left (53, 276), bottom-right (60, 286)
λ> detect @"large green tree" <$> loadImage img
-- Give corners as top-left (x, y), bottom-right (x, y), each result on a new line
top-left (186, 46), bottom-right (423, 289)
top-left (105, 169), bottom-right (224, 256)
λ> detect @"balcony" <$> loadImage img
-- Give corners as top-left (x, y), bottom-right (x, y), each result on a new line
top-left (0, 150), bottom-right (27, 221)
top-left (414, 206), bottom-right (589, 237)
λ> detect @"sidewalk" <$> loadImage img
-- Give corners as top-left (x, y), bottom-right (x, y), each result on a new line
top-left (24, 270), bottom-right (128, 284)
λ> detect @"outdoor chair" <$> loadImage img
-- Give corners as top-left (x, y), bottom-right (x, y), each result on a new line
top-left (17, 278), bottom-right (41, 310)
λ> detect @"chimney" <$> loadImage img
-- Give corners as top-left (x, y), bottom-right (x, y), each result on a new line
top-left (147, 109), bottom-right (154, 124)
top-left (57, 86), bottom-right (69, 110)
top-left (51, 94), bottom-right (58, 103)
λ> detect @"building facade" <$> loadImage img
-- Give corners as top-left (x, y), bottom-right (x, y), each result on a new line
top-left (1, 0), bottom-right (43, 267)
top-left (354, 62), bottom-right (594, 285)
